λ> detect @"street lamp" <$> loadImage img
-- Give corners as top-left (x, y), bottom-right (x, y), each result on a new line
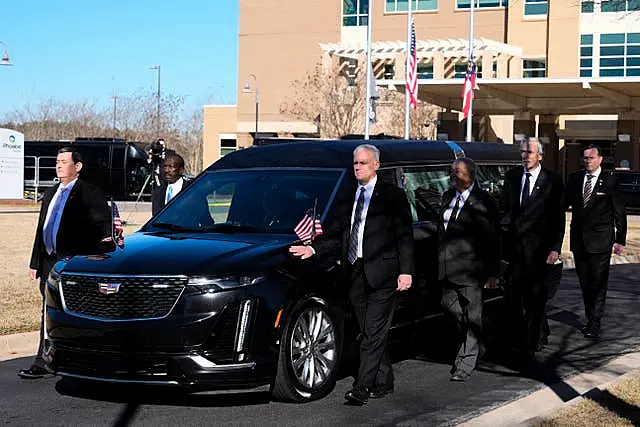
top-left (243, 74), bottom-right (259, 137)
top-left (149, 65), bottom-right (161, 134)
top-left (0, 41), bottom-right (12, 66)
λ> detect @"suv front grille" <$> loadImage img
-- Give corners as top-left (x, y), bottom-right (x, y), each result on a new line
top-left (60, 274), bottom-right (187, 320)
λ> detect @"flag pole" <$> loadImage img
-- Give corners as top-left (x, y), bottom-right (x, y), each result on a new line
top-left (404, 0), bottom-right (413, 140)
top-left (364, 0), bottom-right (373, 140)
top-left (466, 0), bottom-right (475, 142)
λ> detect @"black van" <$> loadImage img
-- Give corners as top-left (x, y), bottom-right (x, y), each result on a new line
top-left (43, 139), bottom-right (521, 402)
top-left (613, 170), bottom-right (640, 212)
top-left (24, 138), bottom-right (150, 200)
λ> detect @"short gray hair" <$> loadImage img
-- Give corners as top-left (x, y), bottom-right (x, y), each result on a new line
top-left (454, 157), bottom-right (477, 181)
top-left (522, 137), bottom-right (544, 155)
top-left (354, 144), bottom-right (380, 162)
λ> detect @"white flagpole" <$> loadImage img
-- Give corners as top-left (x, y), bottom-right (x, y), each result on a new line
top-left (364, 0), bottom-right (373, 140)
top-left (466, 0), bottom-right (475, 142)
top-left (404, 0), bottom-right (412, 140)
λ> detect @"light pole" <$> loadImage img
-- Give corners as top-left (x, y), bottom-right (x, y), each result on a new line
top-left (243, 74), bottom-right (259, 137)
top-left (149, 65), bottom-right (161, 135)
top-left (0, 41), bottom-right (13, 66)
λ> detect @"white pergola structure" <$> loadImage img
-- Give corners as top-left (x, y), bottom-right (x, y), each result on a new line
top-left (320, 38), bottom-right (523, 79)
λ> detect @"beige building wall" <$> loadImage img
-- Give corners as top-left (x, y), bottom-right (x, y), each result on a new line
top-left (202, 105), bottom-right (237, 169)
top-left (546, 0), bottom-right (580, 77)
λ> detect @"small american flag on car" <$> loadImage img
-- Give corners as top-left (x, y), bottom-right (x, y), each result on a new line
top-left (294, 201), bottom-right (323, 244)
top-left (111, 200), bottom-right (125, 249)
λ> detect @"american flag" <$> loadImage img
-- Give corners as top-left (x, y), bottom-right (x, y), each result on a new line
top-left (406, 18), bottom-right (418, 110)
top-left (294, 209), bottom-right (323, 244)
top-left (462, 62), bottom-right (479, 119)
top-left (111, 201), bottom-right (125, 249)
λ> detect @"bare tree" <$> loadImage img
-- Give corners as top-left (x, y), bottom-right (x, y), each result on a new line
top-left (376, 90), bottom-right (440, 140)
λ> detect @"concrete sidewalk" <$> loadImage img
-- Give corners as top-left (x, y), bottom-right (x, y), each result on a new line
top-left (0, 331), bottom-right (38, 362)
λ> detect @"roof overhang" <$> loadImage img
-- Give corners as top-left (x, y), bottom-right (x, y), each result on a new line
top-left (387, 77), bottom-right (640, 115)
top-left (321, 37), bottom-right (522, 61)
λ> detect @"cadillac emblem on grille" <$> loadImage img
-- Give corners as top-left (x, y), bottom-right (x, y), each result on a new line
top-left (98, 282), bottom-right (121, 295)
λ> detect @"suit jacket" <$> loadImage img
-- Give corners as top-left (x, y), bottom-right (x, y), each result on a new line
top-left (565, 170), bottom-right (627, 254)
top-left (151, 177), bottom-right (191, 216)
top-left (30, 179), bottom-right (112, 278)
top-left (313, 180), bottom-right (415, 289)
top-left (438, 186), bottom-right (501, 287)
top-left (501, 166), bottom-right (565, 268)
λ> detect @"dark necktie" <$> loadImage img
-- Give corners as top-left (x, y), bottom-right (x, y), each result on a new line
top-left (347, 187), bottom-right (366, 264)
top-left (43, 187), bottom-right (69, 255)
top-left (448, 195), bottom-right (461, 227)
top-left (521, 172), bottom-right (531, 205)
top-left (583, 173), bottom-right (593, 206)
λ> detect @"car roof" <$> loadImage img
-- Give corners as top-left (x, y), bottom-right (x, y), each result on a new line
top-left (207, 139), bottom-right (521, 170)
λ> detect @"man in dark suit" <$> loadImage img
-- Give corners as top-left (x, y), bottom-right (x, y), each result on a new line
top-left (19, 147), bottom-right (112, 379)
top-left (565, 144), bottom-right (626, 339)
top-left (152, 153), bottom-right (189, 216)
top-left (439, 158), bottom-right (500, 382)
top-left (501, 137), bottom-right (565, 355)
top-left (289, 144), bottom-right (414, 405)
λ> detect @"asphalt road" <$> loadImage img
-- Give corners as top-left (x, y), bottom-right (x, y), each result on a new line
top-left (1, 264), bottom-right (640, 427)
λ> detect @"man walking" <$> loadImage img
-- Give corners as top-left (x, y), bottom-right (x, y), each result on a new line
top-left (501, 137), bottom-right (565, 355)
top-left (565, 144), bottom-right (626, 339)
top-left (19, 147), bottom-right (112, 379)
top-left (439, 158), bottom-right (500, 382)
top-left (289, 144), bottom-right (414, 405)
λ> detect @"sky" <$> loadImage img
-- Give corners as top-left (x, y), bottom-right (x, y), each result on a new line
top-left (0, 0), bottom-right (238, 118)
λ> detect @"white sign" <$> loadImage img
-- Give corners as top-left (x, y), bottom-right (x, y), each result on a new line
top-left (0, 128), bottom-right (24, 199)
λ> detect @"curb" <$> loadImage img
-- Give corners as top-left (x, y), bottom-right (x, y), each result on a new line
top-left (0, 331), bottom-right (38, 362)
top-left (457, 349), bottom-right (640, 427)
top-left (562, 254), bottom-right (640, 270)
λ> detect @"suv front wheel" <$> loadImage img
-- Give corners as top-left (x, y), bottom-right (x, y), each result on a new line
top-left (271, 297), bottom-right (342, 402)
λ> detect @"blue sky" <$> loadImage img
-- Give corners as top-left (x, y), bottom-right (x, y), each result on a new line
top-left (0, 0), bottom-right (238, 118)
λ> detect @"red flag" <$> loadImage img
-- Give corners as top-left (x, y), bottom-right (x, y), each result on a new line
top-left (406, 18), bottom-right (418, 110)
top-left (462, 63), bottom-right (479, 119)
top-left (294, 210), bottom-right (323, 244)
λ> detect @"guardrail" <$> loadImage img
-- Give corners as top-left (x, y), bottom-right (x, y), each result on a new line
top-left (24, 156), bottom-right (57, 200)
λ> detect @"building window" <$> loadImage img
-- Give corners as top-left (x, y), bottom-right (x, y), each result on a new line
top-left (599, 32), bottom-right (640, 77)
top-left (384, 63), bottom-right (395, 79)
top-left (343, 0), bottom-right (369, 26)
top-left (524, 0), bottom-right (548, 15)
top-left (385, 0), bottom-right (438, 12)
top-left (220, 137), bottom-right (237, 157)
top-left (581, 1), bottom-right (595, 12)
top-left (340, 57), bottom-right (359, 86)
top-left (522, 59), bottom-right (546, 77)
top-left (580, 34), bottom-right (593, 77)
top-left (456, 0), bottom-right (508, 9)
top-left (601, 0), bottom-right (640, 12)
top-left (453, 61), bottom-right (496, 78)
top-left (417, 63), bottom-right (433, 79)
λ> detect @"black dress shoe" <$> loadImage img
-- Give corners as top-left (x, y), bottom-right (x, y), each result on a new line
top-left (17, 366), bottom-right (51, 379)
top-left (369, 387), bottom-right (394, 399)
top-left (583, 328), bottom-right (600, 340)
top-left (344, 389), bottom-right (368, 405)
top-left (450, 372), bottom-right (469, 382)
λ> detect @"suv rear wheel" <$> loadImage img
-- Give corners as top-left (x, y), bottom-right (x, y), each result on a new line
top-left (271, 297), bottom-right (342, 402)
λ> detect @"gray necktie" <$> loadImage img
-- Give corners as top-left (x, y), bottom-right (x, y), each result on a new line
top-left (583, 173), bottom-right (594, 206)
top-left (347, 187), bottom-right (366, 264)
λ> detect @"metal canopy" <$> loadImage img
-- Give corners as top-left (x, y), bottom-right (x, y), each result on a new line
top-left (387, 77), bottom-right (640, 115)
top-left (320, 37), bottom-right (522, 60)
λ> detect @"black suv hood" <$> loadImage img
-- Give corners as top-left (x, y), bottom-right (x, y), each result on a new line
top-left (59, 232), bottom-right (295, 276)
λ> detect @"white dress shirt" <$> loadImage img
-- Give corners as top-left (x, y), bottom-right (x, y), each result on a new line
top-left (443, 183), bottom-right (473, 230)
top-left (43, 178), bottom-right (78, 231)
top-left (520, 164), bottom-right (542, 205)
top-left (350, 175), bottom-right (377, 260)
top-left (583, 166), bottom-right (601, 193)
top-left (165, 177), bottom-right (184, 204)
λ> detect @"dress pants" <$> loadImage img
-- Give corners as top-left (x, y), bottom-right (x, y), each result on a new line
top-left (441, 281), bottom-right (483, 375)
top-left (573, 246), bottom-right (611, 330)
top-left (511, 255), bottom-right (549, 352)
top-left (348, 259), bottom-right (396, 393)
top-left (34, 254), bottom-right (57, 369)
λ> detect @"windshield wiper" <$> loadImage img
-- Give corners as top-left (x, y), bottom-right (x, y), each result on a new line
top-left (151, 222), bottom-right (203, 232)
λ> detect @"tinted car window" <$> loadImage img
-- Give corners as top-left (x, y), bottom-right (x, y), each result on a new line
top-left (398, 166), bottom-right (450, 222)
top-left (149, 169), bottom-right (344, 233)
top-left (476, 164), bottom-right (510, 210)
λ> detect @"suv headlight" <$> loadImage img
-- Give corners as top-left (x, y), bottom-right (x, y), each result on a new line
top-left (47, 270), bottom-right (61, 291)
top-left (187, 275), bottom-right (265, 294)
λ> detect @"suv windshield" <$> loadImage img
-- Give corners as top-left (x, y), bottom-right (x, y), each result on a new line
top-left (147, 169), bottom-right (344, 234)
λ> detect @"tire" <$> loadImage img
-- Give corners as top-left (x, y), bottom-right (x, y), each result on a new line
top-left (271, 297), bottom-right (342, 402)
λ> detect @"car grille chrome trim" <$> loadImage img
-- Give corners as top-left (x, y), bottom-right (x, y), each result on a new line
top-left (59, 274), bottom-right (188, 321)
top-left (57, 371), bottom-right (182, 385)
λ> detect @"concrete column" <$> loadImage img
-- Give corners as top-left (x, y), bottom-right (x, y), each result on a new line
top-left (437, 111), bottom-right (463, 141)
top-left (433, 51), bottom-right (445, 79)
top-left (616, 112), bottom-right (640, 170)
top-left (321, 52), bottom-right (333, 73)
top-left (509, 55), bottom-right (522, 78)
top-left (481, 51), bottom-right (495, 79)
top-left (496, 54), bottom-right (510, 78)
top-left (395, 54), bottom-right (406, 81)
top-left (538, 114), bottom-right (560, 174)
top-left (513, 111), bottom-right (535, 142)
